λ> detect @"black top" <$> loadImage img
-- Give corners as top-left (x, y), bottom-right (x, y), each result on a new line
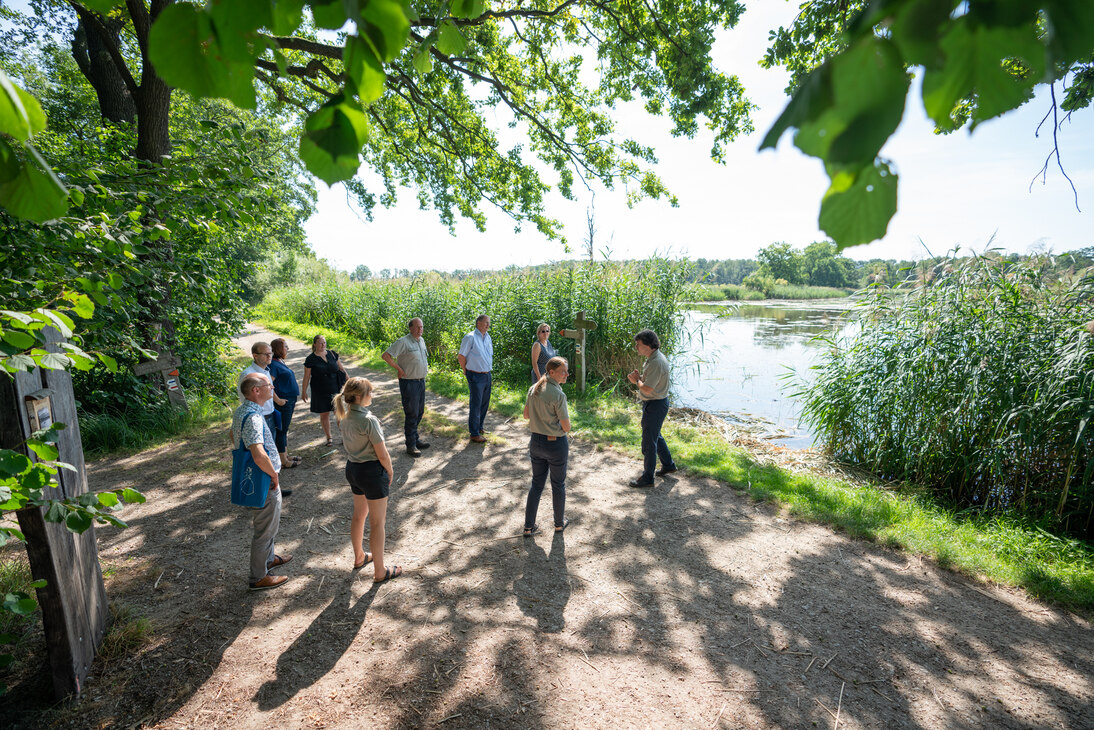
top-left (305, 350), bottom-right (341, 397)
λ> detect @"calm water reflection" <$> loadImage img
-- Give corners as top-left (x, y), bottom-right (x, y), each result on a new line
top-left (670, 300), bottom-right (855, 449)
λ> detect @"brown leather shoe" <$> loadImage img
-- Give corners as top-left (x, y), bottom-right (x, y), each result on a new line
top-left (249, 574), bottom-right (289, 591)
top-left (266, 554), bottom-right (292, 569)
top-left (469, 435), bottom-right (487, 443)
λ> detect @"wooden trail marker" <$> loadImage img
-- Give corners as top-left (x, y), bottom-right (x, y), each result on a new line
top-left (0, 329), bottom-right (108, 698)
top-left (133, 350), bottom-right (187, 410)
top-left (558, 310), bottom-right (597, 393)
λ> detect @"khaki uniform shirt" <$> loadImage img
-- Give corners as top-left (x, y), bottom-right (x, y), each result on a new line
top-left (340, 404), bottom-right (385, 463)
top-left (640, 350), bottom-right (671, 401)
top-left (384, 334), bottom-right (429, 380)
top-left (526, 379), bottom-right (569, 437)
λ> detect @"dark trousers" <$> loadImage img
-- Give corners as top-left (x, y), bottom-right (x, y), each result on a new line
top-left (398, 378), bottom-right (426, 447)
top-left (525, 434), bottom-right (568, 529)
top-left (640, 398), bottom-right (675, 480)
top-left (273, 397), bottom-right (296, 453)
top-left (465, 370), bottom-right (492, 436)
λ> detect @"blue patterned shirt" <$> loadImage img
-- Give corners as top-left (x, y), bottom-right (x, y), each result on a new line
top-left (231, 400), bottom-right (281, 473)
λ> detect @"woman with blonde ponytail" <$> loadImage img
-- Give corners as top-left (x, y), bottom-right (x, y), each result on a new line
top-left (335, 377), bottom-right (402, 583)
top-left (521, 356), bottom-right (572, 536)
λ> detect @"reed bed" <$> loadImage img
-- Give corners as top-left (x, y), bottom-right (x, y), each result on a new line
top-left (258, 259), bottom-right (691, 386)
top-left (800, 254), bottom-right (1094, 538)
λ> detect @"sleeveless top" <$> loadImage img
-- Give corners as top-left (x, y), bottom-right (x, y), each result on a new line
top-left (534, 338), bottom-right (558, 379)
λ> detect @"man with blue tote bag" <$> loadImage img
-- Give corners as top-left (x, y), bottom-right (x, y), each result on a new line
top-left (232, 373), bottom-right (292, 591)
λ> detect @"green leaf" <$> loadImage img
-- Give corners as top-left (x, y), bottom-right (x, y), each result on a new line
top-left (0, 451), bottom-right (31, 476)
top-left (39, 309), bottom-right (75, 337)
top-left (68, 186), bottom-right (84, 206)
top-left (359, 0), bottom-right (409, 62)
top-left (98, 492), bottom-right (119, 508)
top-left (270, 0), bottom-right (307, 34)
top-left (148, 3), bottom-right (257, 109)
top-left (1043, 0), bottom-right (1094, 67)
top-left (3, 594), bottom-right (37, 616)
top-left (77, 0), bottom-right (124, 12)
top-left (922, 21), bottom-right (1044, 129)
top-left (310, 0), bottom-right (348, 29)
top-left (1, 330), bottom-right (34, 349)
top-left (120, 488), bottom-right (146, 504)
top-left (66, 293), bottom-right (94, 319)
top-left (97, 352), bottom-right (119, 372)
top-left (29, 579), bottom-right (46, 589)
top-left (436, 21), bottom-right (466, 56)
top-left (209, 0), bottom-right (271, 63)
top-left (819, 160), bottom-right (899, 249)
top-left (450, 0), bottom-right (484, 18)
top-left (65, 511), bottom-right (93, 534)
top-left (300, 98), bottom-right (369, 184)
top-left (344, 36), bottom-right (387, 103)
top-left (0, 144), bottom-right (68, 223)
top-left (0, 70), bottom-right (46, 142)
top-left (0, 138), bottom-right (18, 185)
top-left (43, 501), bottom-right (66, 523)
top-left (412, 42), bottom-right (433, 74)
top-left (27, 440), bottom-right (59, 461)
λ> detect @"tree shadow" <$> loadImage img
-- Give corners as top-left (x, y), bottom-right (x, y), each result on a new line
top-left (515, 531), bottom-right (570, 633)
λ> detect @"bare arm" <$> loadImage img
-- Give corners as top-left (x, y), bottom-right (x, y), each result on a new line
top-left (300, 367), bottom-right (311, 401)
top-left (374, 440), bottom-right (394, 480)
top-left (382, 352), bottom-right (406, 378)
top-left (559, 418), bottom-right (571, 433)
top-left (523, 400), bottom-right (531, 420)
top-left (457, 353), bottom-right (468, 372)
top-left (531, 342), bottom-right (541, 378)
top-left (248, 443), bottom-right (280, 491)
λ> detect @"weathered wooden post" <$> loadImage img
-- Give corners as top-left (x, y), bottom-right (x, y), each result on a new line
top-left (0, 332), bottom-right (109, 698)
top-left (558, 310), bottom-right (598, 393)
top-left (133, 349), bottom-right (187, 410)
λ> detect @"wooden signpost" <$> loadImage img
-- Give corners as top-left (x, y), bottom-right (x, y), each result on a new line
top-left (133, 350), bottom-right (187, 410)
top-left (0, 330), bottom-right (108, 699)
top-left (558, 310), bottom-right (597, 393)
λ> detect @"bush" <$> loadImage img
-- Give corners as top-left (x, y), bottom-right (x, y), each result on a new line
top-left (801, 254), bottom-right (1094, 538)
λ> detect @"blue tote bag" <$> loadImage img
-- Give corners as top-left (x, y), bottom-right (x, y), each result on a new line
top-left (231, 437), bottom-right (272, 507)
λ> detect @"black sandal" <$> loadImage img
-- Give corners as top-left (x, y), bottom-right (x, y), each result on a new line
top-left (523, 524), bottom-right (539, 537)
top-left (374, 565), bottom-right (402, 583)
top-left (555, 518), bottom-right (570, 533)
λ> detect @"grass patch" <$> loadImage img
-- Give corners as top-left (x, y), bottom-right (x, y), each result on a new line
top-left (258, 317), bottom-right (1094, 612)
top-left (688, 283), bottom-right (851, 302)
top-left (98, 602), bottom-right (152, 663)
top-left (0, 556), bottom-right (35, 639)
top-left (81, 394), bottom-right (232, 456)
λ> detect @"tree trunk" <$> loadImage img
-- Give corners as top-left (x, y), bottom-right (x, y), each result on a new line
top-left (71, 17), bottom-right (137, 124)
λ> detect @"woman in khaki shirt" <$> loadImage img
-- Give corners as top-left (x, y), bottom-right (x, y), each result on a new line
top-left (334, 377), bottom-right (401, 583)
top-left (522, 356), bottom-right (572, 535)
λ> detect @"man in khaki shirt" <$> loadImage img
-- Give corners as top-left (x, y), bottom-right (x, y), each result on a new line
top-left (382, 318), bottom-right (430, 456)
top-left (627, 329), bottom-right (677, 487)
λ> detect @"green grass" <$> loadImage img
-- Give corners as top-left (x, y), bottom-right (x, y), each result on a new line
top-left (80, 393), bottom-right (233, 456)
top-left (0, 557), bottom-right (35, 639)
top-left (259, 315), bottom-right (1094, 612)
top-left (688, 282), bottom-right (851, 301)
top-left (97, 602), bottom-right (152, 663)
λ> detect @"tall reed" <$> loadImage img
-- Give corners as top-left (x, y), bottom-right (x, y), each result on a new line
top-left (800, 254), bottom-right (1094, 537)
top-left (258, 259), bottom-right (690, 386)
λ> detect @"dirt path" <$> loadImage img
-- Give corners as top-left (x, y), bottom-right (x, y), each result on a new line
top-left (18, 325), bottom-right (1094, 728)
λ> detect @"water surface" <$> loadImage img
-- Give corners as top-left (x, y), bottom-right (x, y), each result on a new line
top-left (670, 300), bottom-right (856, 449)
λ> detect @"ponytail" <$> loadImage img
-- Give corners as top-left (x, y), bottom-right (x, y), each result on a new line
top-left (333, 376), bottom-right (373, 420)
top-left (533, 356), bottom-right (568, 396)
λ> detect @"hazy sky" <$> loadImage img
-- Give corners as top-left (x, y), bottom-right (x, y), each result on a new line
top-left (305, 2), bottom-right (1094, 272)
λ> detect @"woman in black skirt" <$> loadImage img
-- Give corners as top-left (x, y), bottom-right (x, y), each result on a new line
top-left (301, 334), bottom-right (348, 446)
top-left (334, 376), bottom-right (402, 583)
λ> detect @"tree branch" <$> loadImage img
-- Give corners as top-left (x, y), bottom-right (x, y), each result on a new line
top-left (413, 0), bottom-right (582, 28)
top-left (263, 34), bottom-right (342, 60)
top-left (69, 1), bottom-right (140, 99)
top-left (1030, 83), bottom-right (1081, 212)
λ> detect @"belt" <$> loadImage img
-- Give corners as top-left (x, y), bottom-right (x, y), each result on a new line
top-left (467, 370), bottom-right (491, 374)
top-left (399, 377), bottom-right (425, 381)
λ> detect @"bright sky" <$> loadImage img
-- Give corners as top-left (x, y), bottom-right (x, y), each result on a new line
top-left (306, 2), bottom-right (1094, 272)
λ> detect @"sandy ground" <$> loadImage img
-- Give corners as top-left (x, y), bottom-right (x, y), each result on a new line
top-left (3, 324), bottom-right (1093, 729)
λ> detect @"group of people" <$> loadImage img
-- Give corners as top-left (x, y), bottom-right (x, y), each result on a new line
top-left (230, 317), bottom-right (678, 591)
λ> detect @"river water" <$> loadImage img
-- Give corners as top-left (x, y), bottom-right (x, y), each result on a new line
top-left (669, 299), bottom-right (857, 449)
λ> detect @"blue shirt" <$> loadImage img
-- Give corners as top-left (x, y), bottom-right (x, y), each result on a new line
top-left (269, 358), bottom-right (300, 398)
top-left (459, 329), bottom-right (493, 372)
top-left (231, 401), bottom-right (281, 473)
top-left (239, 362), bottom-right (275, 416)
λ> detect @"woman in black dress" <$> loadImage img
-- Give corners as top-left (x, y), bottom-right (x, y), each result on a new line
top-left (301, 334), bottom-right (348, 446)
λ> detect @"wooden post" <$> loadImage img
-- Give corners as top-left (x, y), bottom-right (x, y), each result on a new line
top-left (558, 310), bottom-right (598, 393)
top-left (133, 350), bottom-right (187, 410)
top-left (1, 330), bottom-right (109, 699)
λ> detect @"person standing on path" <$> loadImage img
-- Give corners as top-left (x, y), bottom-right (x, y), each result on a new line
top-left (627, 329), bottom-right (678, 487)
top-left (523, 356), bottom-right (572, 536)
top-left (381, 317), bottom-right (431, 457)
top-left (233, 373), bottom-right (292, 591)
top-left (530, 322), bottom-right (558, 382)
top-left (239, 342), bottom-right (292, 496)
top-left (334, 376), bottom-right (402, 583)
top-left (458, 314), bottom-right (493, 443)
top-left (268, 338), bottom-right (302, 470)
top-left (301, 334), bottom-right (348, 446)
